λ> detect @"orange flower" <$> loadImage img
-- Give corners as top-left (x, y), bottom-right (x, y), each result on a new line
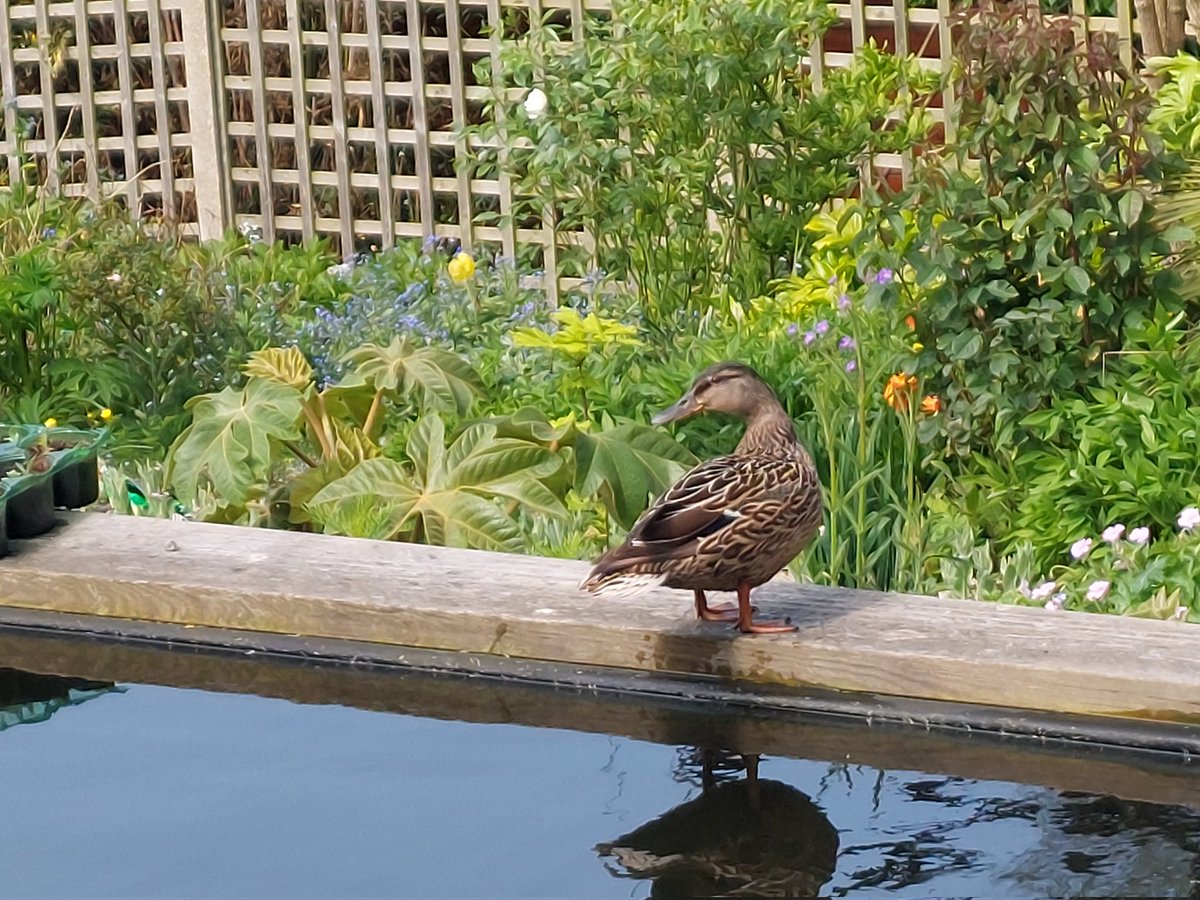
top-left (920, 394), bottom-right (943, 415)
top-left (904, 314), bottom-right (917, 331)
top-left (883, 373), bottom-right (919, 413)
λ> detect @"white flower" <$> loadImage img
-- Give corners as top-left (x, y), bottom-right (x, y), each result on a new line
top-left (523, 87), bottom-right (548, 120)
top-left (1174, 607), bottom-right (1189, 621)
top-left (1030, 581), bottom-right (1056, 601)
top-left (1128, 526), bottom-right (1150, 545)
top-left (1069, 537), bottom-right (1093, 560)
top-left (106, 271), bottom-right (122, 283)
top-left (1178, 507), bottom-right (1200, 531)
top-left (1086, 580), bottom-right (1111, 602)
top-left (1102, 523), bottom-right (1125, 543)
top-left (1044, 592), bottom-right (1065, 611)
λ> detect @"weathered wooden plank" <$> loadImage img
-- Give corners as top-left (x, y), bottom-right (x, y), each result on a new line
top-left (1, 623), bottom-right (1196, 809)
top-left (363, 0), bottom-right (395, 249)
top-left (244, 0), bottom-right (275, 241)
top-left (443, 0), bottom-right (473, 251)
top-left (321, 0), bottom-right (355, 253)
top-left (404, 0), bottom-right (436, 240)
top-left (33, 0), bottom-right (61, 191)
top-left (111, 0), bottom-right (141, 211)
top-left (71, 0), bottom-right (101, 201)
top-left (0, 514), bottom-right (1199, 733)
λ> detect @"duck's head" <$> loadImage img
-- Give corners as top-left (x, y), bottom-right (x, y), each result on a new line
top-left (651, 362), bottom-right (780, 426)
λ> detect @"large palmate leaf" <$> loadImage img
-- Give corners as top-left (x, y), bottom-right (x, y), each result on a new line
top-left (166, 378), bottom-right (303, 505)
top-left (342, 337), bottom-right (482, 414)
top-left (287, 420), bottom-right (381, 525)
top-left (307, 414), bottom-right (567, 551)
top-left (573, 418), bottom-right (697, 529)
top-left (242, 346), bottom-right (313, 391)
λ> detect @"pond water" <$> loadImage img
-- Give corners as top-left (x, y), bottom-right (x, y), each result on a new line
top-left (1, 638), bottom-right (1199, 898)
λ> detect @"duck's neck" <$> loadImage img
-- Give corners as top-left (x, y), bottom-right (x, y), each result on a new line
top-left (735, 404), bottom-right (802, 457)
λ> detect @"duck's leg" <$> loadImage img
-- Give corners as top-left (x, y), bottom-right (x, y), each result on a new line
top-left (744, 753), bottom-right (763, 813)
top-left (694, 589), bottom-right (739, 622)
top-left (736, 583), bottom-right (797, 634)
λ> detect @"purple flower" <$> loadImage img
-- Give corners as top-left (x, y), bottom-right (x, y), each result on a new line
top-left (837, 294), bottom-right (851, 312)
top-left (1069, 538), bottom-right (1093, 560)
top-left (844, 359), bottom-right (857, 373)
top-left (838, 336), bottom-right (856, 352)
top-left (827, 275), bottom-right (838, 286)
top-left (786, 324), bottom-right (799, 336)
top-left (815, 319), bottom-right (830, 335)
top-left (803, 331), bottom-right (817, 346)
top-left (874, 268), bottom-right (894, 285)
top-left (41, 226), bottom-right (56, 240)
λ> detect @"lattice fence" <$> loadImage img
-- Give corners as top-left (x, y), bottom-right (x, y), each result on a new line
top-left (0, 0), bottom-right (196, 230)
top-left (0, 0), bottom-right (1147, 289)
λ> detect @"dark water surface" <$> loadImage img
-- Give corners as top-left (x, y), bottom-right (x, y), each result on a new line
top-left (1, 636), bottom-right (1199, 898)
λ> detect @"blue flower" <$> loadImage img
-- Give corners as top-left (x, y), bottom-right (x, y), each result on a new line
top-left (41, 226), bottom-right (56, 240)
top-left (874, 268), bottom-right (894, 285)
top-left (838, 336), bottom-right (855, 352)
top-left (815, 319), bottom-right (830, 334)
top-left (786, 324), bottom-right (799, 336)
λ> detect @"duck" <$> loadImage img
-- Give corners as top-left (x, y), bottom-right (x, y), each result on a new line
top-left (596, 751), bottom-right (840, 897)
top-left (580, 361), bottom-right (822, 634)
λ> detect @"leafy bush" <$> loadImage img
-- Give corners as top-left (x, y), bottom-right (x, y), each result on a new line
top-left (473, 0), bottom-right (936, 321)
top-left (864, 1), bottom-right (1181, 457)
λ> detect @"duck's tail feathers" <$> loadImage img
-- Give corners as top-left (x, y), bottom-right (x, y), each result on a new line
top-left (578, 570), bottom-right (667, 599)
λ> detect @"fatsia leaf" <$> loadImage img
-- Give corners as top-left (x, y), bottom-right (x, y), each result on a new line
top-left (308, 457), bottom-right (422, 539)
top-left (166, 378), bottom-right (303, 506)
top-left (305, 414), bottom-right (568, 549)
top-left (243, 347), bottom-right (313, 391)
top-left (573, 421), bottom-right (697, 529)
top-left (486, 406), bottom-right (577, 447)
top-left (343, 337), bottom-right (482, 414)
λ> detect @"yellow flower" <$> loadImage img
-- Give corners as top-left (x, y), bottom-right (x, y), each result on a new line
top-left (912, 342), bottom-right (924, 353)
top-left (43, 417), bottom-right (57, 428)
top-left (447, 252), bottom-right (476, 284)
top-left (920, 394), bottom-right (943, 415)
top-left (883, 373), bottom-right (918, 413)
top-left (99, 407), bottom-right (113, 421)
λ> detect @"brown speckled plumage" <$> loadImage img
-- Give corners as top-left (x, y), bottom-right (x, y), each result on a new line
top-left (580, 362), bottom-right (822, 634)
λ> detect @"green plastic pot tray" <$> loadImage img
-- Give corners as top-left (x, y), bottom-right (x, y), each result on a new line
top-left (20, 426), bottom-right (108, 510)
top-left (0, 668), bottom-right (116, 733)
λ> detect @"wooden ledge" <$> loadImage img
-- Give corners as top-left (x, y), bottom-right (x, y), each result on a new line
top-left (0, 513), bottom-right (1198, 739)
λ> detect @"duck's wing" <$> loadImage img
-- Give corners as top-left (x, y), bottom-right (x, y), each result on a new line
top-left (601, 455), bottom-right (794, 569)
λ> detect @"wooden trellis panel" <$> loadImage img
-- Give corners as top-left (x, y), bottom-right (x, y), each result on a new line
top-left (0, 0), bottom-right (197, 231)
top-left (0, 0), bottom-right (1153, 287)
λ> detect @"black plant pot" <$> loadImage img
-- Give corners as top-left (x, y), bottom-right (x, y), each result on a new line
top-left (0, 487), bottom-right (8, 558)
top-left (49, 449), bottom-right (100, 509)
top-left (3, 472), bottom-right (57, 539)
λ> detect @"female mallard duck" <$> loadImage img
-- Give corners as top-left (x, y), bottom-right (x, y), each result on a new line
top-left (580, 362), bottom-right (822, 634)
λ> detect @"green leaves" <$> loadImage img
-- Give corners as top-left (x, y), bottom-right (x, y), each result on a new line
top-left (166, 378), bottom-right (303, 505)
top-left (511, 308), bottom-right (642, 363)
top-left (343, 336), bottom-right (483, 415)
top-left (308, 415), bottom-right (566, 552)
top-left (573, 419), bottom-right (697, 529)
top-left (875, 1), bottom-right (1181, 458)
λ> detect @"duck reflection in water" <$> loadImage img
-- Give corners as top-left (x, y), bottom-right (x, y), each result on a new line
top-left (597, 749), bottom-right (839, 898)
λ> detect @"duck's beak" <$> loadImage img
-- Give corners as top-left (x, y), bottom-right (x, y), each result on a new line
top-left (651, 389), bottom-right (702, 426)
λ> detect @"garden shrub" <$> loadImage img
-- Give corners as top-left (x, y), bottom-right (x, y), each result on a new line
top-left (473, 0), bottom-right (936, 324)
top-left (862, 0), bottom-right (1182, 458)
